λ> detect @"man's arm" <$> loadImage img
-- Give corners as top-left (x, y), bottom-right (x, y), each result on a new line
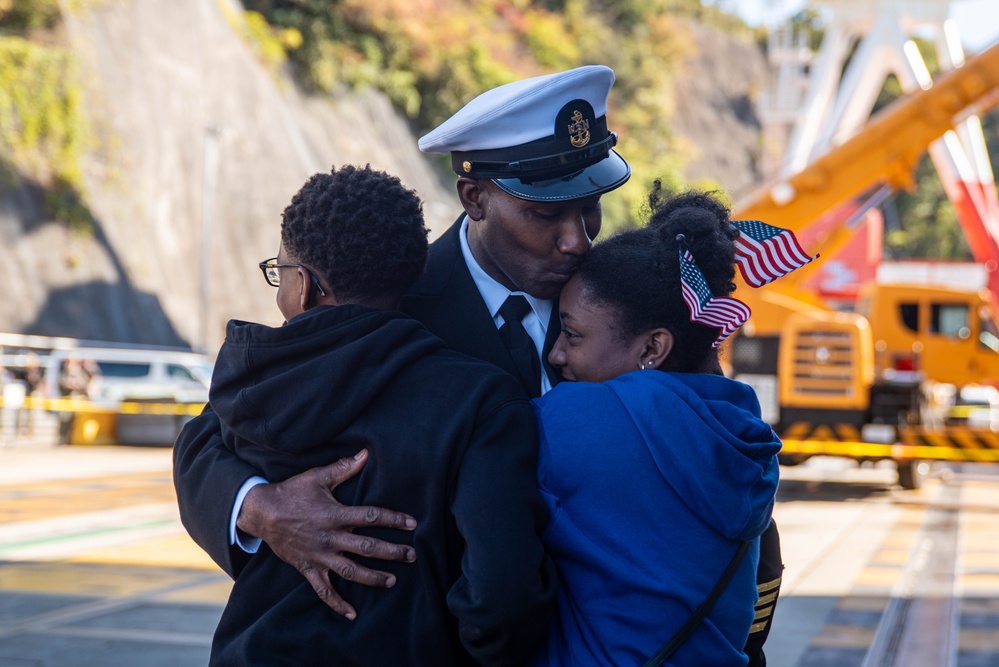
top-left (235, 450), bottom-right (417, 620)
top-left (744, 518), bottom-right (783, 667)
top-left (173, 406), bottom-right (420, 619)
top-left (173, 405), bottom-right (259, 576)
top-left (446, 395), bottom-right (557, 665)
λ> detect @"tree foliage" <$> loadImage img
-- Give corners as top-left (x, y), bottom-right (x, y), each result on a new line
top-left (786, 21), bottom-right (988, 261)
top-left (868, 37), bottom-right (972, 260)
top-left (884, 154), bottom-right (971, 259)
top-left (0, 0), bottom-right (62, 32)
top-left (240, 0), bottom-right (755, 232)
top-left (0, 1), bottom-right (95, 232)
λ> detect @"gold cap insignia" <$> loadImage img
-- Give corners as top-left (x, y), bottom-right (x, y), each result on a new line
top-left (568, 110), bottom-right (591, 148)
top-left (462, 161), bottom-right (472, 173)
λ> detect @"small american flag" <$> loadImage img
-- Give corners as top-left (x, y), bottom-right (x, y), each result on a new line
top-left (679, 248), bottom-right (751, 348)
top-left (733, 220), bottom-right (816, 288)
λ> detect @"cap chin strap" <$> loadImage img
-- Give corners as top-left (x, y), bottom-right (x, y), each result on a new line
top-left (453, 132), bottom-right (617, 181)
top-left (581, 215), bottom-right (593, 244)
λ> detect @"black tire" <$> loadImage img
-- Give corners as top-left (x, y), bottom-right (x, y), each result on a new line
top-left (897, 460), bottom-right (929, 489)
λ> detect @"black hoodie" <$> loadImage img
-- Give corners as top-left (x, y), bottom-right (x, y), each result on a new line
top-left (208, 305), bottom-right (556, 667)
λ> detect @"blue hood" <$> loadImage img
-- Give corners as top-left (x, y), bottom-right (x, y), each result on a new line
top-left (607, 371), bottom-right (780, 540)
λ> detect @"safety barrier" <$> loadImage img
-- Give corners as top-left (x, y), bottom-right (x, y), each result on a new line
top-left (777, 421), bottom-right (999, 463)
top-left (0, 396), bottom-right (206, 446)
top-left (0, 396), bottom-right (206, 416)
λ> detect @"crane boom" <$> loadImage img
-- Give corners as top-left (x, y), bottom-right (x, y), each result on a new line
top-left (734, 40), bottom-right (999, 238)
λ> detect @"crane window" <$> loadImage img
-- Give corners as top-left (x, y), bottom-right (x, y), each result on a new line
top-left (899, 303), bottom-right (919, 333)
top-left (980, 305), bottom-right (999, 353)
top-left (931, 303), bottom-right (970, 339)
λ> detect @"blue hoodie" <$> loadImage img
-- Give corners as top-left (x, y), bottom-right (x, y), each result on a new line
top-left (530, 370), bottom-right (781, 667)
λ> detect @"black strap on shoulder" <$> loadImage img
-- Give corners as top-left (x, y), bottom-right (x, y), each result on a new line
top-left (642, 540), bottom-right (751, 667)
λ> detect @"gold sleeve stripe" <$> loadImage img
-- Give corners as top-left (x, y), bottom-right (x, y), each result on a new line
top-left (754, 607), bottom-right (772, 621)
top-left (756, 591), bottom-right (779, 606)
top-left (757, 576), bottom-right (782, 594)
top-left (750, 620), bottom-right (769, 633)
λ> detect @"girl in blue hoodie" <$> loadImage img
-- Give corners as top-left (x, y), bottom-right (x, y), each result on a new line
top-left (530, 188), bottom-right (782, 667)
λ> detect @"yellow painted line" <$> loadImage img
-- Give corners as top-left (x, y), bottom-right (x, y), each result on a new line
top-left (70, 533), bottom-right (220, 572)
top-left (809, 624), bottom-right (877, 648)
top-left (959, 554), bottom-right (999, 569)
top-left (837, 596), bottom-right (891, 612)
top-left (868, 548), bottom-right (910, 566)
top-left (853, 566), bottom-right (906, 588)
top-left (0, 561), bottom-right (198, 597)
top-left (961, 573), bottom-right (999, 592)
top-left (158, 577), bottom-right (233, 605)
top-left (0, 472), bottom-right (177, 523)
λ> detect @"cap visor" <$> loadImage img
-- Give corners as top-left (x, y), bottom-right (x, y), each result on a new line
top-left (491, 150), bottom-right (631, 202)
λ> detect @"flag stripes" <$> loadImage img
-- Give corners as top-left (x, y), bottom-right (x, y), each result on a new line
top-left (679, 249), bottom-right (751, 348)
top-left (733, 220), bottom-right (815, 287)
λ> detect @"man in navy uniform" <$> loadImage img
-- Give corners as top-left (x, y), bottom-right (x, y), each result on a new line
top-left (174, 65), bottom-right (781, 664)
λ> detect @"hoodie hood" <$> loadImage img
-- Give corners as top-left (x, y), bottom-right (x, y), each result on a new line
top-left (210, 305), bottom-right (444, 453)
top-left (608, 371), bottom-right (780, 540)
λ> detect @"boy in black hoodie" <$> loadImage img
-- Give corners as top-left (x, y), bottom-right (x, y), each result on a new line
top-left (207, 165), bottom-right (555, 666)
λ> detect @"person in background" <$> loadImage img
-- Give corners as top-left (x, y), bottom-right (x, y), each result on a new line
top-left (56, 355), bottom-right (98, 444)
top-left (207, 164), bottom-right (554, 666)
top-left (8, 352), bottom-right (42, 436)
top-left (57, 356), bottom-right (94, 399)
top-left (531, 188), bottom-right (781, 666)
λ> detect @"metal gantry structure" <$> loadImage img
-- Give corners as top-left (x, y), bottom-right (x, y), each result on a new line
top-left (727, 1), bottom-right (999, 487)
top-left (757, 0), bottom-right (999, 283)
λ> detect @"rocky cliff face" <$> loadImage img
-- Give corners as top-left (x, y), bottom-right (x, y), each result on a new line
top-left (2, 0), bottom-right (456, 353)
top-left (0, 1), bottom-right (766, 353)
top-left (671, 20), bottom-right (767, 199)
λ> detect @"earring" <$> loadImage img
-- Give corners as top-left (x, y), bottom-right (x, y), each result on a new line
top-left (646, 360), bottom-right (654, 368)
top-left (638, 360), bottom-right (645, 370)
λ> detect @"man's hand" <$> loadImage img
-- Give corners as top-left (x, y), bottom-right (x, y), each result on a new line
top-left (236, 449), bottom-right (417, 620)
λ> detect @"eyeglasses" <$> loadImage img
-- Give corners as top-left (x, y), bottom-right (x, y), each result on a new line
top-left (258, 258), bottom-right (327, 297)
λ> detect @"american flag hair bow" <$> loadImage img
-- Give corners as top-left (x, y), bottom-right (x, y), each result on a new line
top-left (677, 236), bottom-right (751, 348)
top-left (732, 220), bottom-right (816, 288)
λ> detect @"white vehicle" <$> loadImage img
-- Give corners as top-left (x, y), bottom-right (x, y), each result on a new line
top-left (42, 347), bottom-right (213, 405)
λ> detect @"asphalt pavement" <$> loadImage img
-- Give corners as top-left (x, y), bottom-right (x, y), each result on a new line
top-left (0, 441), bottom-right (229, 667)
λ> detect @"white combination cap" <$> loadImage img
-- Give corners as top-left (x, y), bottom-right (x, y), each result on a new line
top-left (419, 65), bottom-right (630, 202)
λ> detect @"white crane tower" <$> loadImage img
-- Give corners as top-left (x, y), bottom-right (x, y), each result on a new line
top-left (761, 0), bottom-right (999, 265)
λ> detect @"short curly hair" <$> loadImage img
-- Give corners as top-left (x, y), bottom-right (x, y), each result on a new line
top-left (574, 184), bottom-right (739, 373)
top-left (281, 165), bottom-right (428, 303)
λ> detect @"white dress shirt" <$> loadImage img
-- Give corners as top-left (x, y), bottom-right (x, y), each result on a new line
top-left (229, 215), bottom-right (556, 551)
top-left (458, 215), bottom-right (554, 397)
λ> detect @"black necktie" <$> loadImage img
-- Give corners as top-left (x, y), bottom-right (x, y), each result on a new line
top-left (498, 295), bottom-right (542, 398)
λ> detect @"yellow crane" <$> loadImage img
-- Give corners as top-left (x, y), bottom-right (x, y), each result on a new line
top-left (726, 40), bottom-right (999, 488)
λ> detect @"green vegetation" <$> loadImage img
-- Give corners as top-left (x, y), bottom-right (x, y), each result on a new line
top-left (782, 19), bottom-right (987, 261)
top-left (868, 37), bottom-right (972, 260)
top-left (240, 0), bottom-right (756, 231)
top-left (0, 0), bottom-right (63, 31)
top-left (883, 154), bottom-right (970, 259)
top-left (7, 0), bottom-right (983, 259)
top-left (219, 2), bottom-right (303, 74)
top-left (0, 1), bottom-right (94, 232)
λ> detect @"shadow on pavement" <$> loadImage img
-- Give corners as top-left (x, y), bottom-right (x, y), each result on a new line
top-left (0, 559), bottom-right (230, 667)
